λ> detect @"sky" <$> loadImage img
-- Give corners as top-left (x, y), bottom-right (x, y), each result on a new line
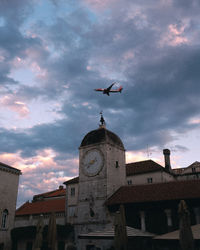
top-left (0, 0), bottom-right (200, 207)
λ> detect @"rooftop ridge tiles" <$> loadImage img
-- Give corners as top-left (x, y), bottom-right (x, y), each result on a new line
top-left (16, 197), bottom-right (65, 216)
top-left (106, 179), bottom-right (200, 206)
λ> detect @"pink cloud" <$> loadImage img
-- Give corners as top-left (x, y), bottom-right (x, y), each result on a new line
top-left (126, 149), bottom-right (179, 169)
top-left (0, 150), bottom-right (79, 206)
top-left (86, 65), bottom-right (92, 71)
top-left (30, 61), bottom-right (47, 79)
top-left (159, 23), bottom-right (189, 47)
top-left (12, 51), bottom-right (47, 80)
top-left (0, 95), bottom-right (29, 117)
top-left (0, 149), bottom-right (78, 176)
top-left (126, 150), bottom-right (150, 163)
top-left (189, 118), bottom-right (200, 125)
top-left (0, 153), bottom-right (23, 167)
top-left (168, 24), bottom-right (183, 36)
top-left (12, 56), bottom-right (30, 69)
top-left (11, 50), bottom-right (48, 82)
top-left (18, 149), bottom-right (78, 176)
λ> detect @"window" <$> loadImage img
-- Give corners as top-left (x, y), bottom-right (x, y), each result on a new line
top-left (1, 209), bottom-right (8, 229)
top-left (71, 187), bottom-right (75, 196)
top-left (147, 178), bottom-right (153, 183)
top-left (127, 180), bottom-right (132, 185)
top-left (68, 206), bottom-right (76, 217)
top-left (116, 161), bottom-right (119, 168)
top-left (192, 167), bottom-right (196, 173)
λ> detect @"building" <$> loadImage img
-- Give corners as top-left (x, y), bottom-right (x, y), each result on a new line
top-left (0, 162), bottom-right (21, 250)
top-left (13, 115), bottom-right (200, 249)
top-left (126, 158), bottom-right (174, 186)
top-left (15, 185), bottom-right (66, 228)
top-left (64, 115), bottom-right (200, 249)
top-left (13, 186), bottom-right (73, 250)
top-left (106, 179), bottom-right (200, 234)
top-left (63, 116), bottom-right (173, 249)
top-left (174, 161), bottom-right (200, 180)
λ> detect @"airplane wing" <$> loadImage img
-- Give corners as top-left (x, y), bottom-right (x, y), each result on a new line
top-left (106, 83), bottom-right (115, 91)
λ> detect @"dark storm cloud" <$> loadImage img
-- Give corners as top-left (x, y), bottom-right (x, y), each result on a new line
top-left (0, 23), bottom-right (41, 59)
top-left (24, 0), bottom-right (200, 152)
top-left (0, 112), bottom-right (96, 158)
top-left (0, 0), bottom-right (35, 59)
top-left (0, 0), bottom-right (33, 25)
top-left (124, 46), bottom-right (200, 124)
top-left (103, 45), bottom-right (200, 150)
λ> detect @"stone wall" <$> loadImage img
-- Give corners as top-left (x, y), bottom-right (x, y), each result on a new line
top-left (126, 170), bottom-right (175, 186)
top-left (0, 167), bottom-right (20, 249)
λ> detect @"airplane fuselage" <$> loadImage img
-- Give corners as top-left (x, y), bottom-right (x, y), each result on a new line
top-left (94, 83), bottom-right (123, 96)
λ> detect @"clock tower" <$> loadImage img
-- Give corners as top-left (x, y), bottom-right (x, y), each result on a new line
top-left (77, 114), bottom-right (126, 235)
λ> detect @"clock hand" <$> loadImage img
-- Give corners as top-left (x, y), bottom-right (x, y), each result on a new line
top-left (89, 158), bottom-right (97, 165)
top-left (86, 157), bottom-right (98, 169)
top-left (89, 160), bottom-right (95, 165)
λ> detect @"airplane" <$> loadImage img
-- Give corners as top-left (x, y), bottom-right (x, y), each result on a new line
top-left (94, 83), bottom-right (123, 96)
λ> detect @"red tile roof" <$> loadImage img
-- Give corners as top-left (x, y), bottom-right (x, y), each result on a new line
top-left (46, 188), bottom-right (66, 198)
top-left (106, 180), bottom-right (200, 206)
top-left (126, 160), bottom-right (166, 176)
top-left (33, 187), bottom-right (65, 201)
top-left (16, 197), bottom-right (65, 216)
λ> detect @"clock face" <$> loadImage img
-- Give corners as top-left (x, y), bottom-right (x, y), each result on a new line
top-left (82, 149), bottom-right (104, 176)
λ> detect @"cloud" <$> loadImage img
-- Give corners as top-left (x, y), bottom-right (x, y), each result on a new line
top-left (0, 0), bottom-right (33, 26)
top-left (0, 95), bottom-right (29, 117)
top-left (1, 0), bottom-right (200, 206)
top-left (83, 0), bottom-right (115, 11)
top-left (0, 149), bottom-right (78, 207)
top-left (159, 23), bottom-right (189, 47)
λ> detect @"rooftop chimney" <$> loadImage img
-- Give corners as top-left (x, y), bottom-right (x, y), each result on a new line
top-left (163, 149), bottom-right (171, 172)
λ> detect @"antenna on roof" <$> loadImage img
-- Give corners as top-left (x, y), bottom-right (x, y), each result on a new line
top-left (146, 144), bottom-right (152, 159)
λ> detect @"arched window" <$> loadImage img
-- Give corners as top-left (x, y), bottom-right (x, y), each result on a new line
top-left (1, 209), bottom-right (8, 229)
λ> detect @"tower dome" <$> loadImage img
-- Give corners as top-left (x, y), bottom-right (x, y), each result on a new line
top-left (80, 127), bottom-right (124, 149)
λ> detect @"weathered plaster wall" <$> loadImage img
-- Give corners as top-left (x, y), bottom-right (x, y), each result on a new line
top-left (0, 169), bottom-right (20, 249)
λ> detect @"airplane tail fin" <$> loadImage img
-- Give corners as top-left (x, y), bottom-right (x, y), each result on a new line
top-left (119, 86), bottom-right (123, 93)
